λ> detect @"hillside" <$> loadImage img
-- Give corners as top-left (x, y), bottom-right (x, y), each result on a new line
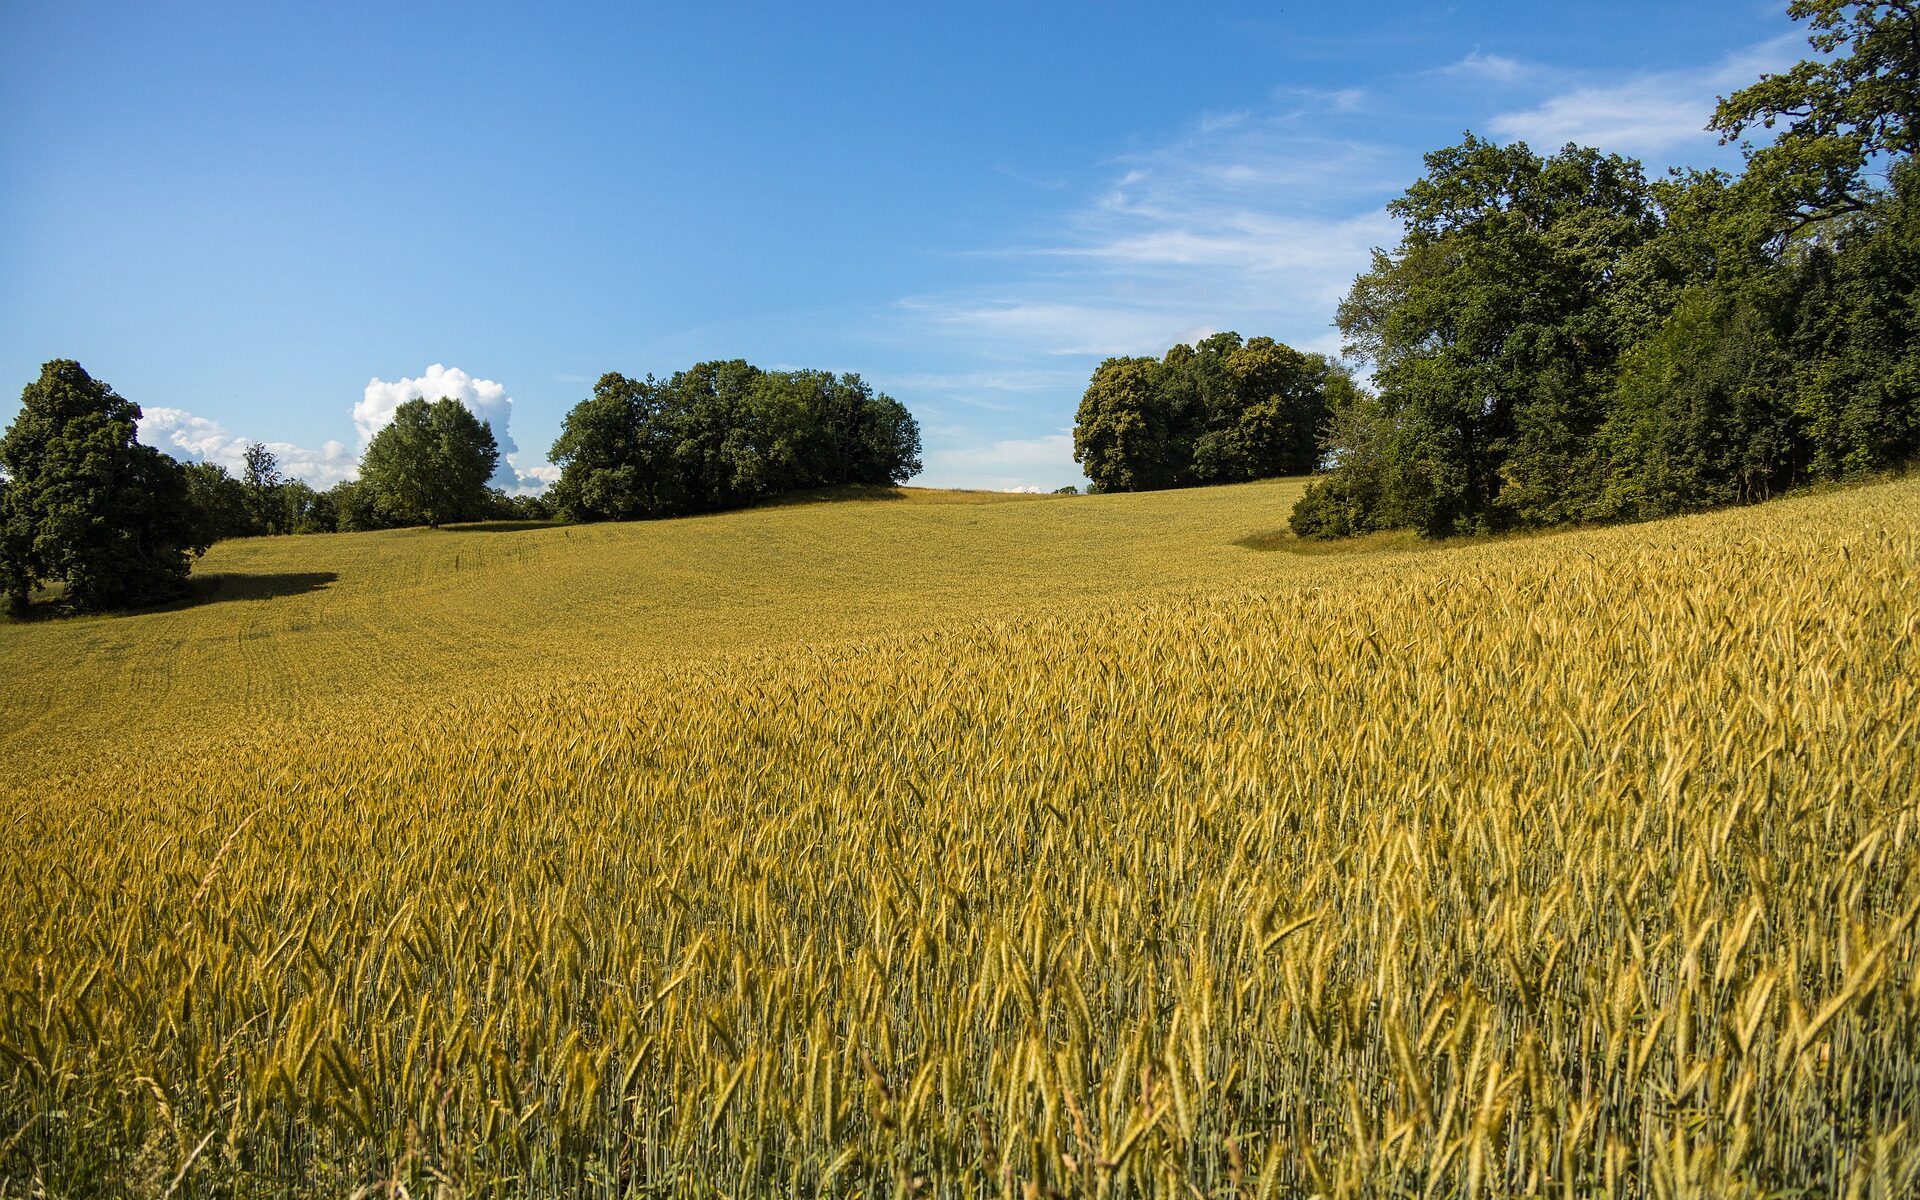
top-left (3, 477), bottom-right (1918, 1196)
top-left (0, 480), bottom-right (1319, 781)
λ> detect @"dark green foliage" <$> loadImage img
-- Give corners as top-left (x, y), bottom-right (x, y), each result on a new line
top-left (181, 460), bottom-right (253, 542)
top-left (1073, 358), bottom-right (1180, 492)
top-left (358, 398), bottom-right (501, 529)
top-left (1072, 333), bottom-right (1348, 493)
top-left (1289, 389), bottom-right (1415, 538)
top-left (324, 479), bottom-right (388, 533)
top-left (239, 442), bottom-right (303, 535)
top-left (548, 363), bottom-right (921, 523)
top-left (485, 488), bottom-right (555, 522)
top-left (1321, 137), bottom-right (1661, 536)
top-left (178, 446), bottom-right (331, 540)
top-left (1, 360), bottom-right (211, 613)
top-left (1788, 158), bottom-right (1920, 475)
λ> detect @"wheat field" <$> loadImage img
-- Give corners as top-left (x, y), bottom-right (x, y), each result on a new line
top-left (2, 477), bottom-right (1917, 1197)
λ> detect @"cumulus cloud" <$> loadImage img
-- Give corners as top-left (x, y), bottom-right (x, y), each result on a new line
top-left (139, 407), bottom-right (358, 488)
top-left (359, 364), bottom-right (553, 494)
top-left (138, 364), bottom-right (558, 497)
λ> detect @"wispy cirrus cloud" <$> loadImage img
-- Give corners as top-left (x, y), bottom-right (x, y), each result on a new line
top-left (898, 112), bottom-right (1403, 364)
top-left (883, 102), bottom-right (1407, 489)
top-left (1488, 35), bottom-right (1802, 159)
top-left (885, 31), bottom-right (1802, 493)
top-left (1441, 50), bottom-right (1533, 84)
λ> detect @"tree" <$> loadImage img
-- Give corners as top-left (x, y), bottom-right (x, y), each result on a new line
top-left (1073, 334), bottom-right (1349, 493)
top-left (1324, 136), bottom-right (1661, 535)
top-left (1791, 158), bottom-right (1920, 469)
top-left (1712, 1), bottom-right (1920, 231)
top-left (1073, 357), bottom-right (1184, 492)
top-left (1289, 387), bottom-right (1416, 538)
top-left (357, 397), bottom-right (500, 528)
top-left (323, 479), bottom-right (387, 532)
top-left (548, 373), bottom-right (671, 522)
top-left (548, 362), bottom-right (923, 522)
top-left (0, 360), bottom-right (210, 613)
top-left (241, 442), bottom-right (284, 534)
top-left (242, 442), bottom-right (281, 491)
top-left (180, 460), bottom-right (252, 542)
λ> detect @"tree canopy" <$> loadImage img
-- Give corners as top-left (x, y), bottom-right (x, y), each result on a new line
top-left (1073, 333), bottom-right (1352, 493)
top-left (548, 362), bottom-right (921, 522)
top-left (1712, 0), bottom-right (1920, 230)
top-left (1, 360), bottom-right (210, 613)
top-left (357, 398), bottom-right (501, 529)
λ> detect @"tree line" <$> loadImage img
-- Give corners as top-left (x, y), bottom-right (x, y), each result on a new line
top-left (1, 359), bottom-right (920, 614)
top-left (181, 399), bottom-right (548, 542)
top-left (1290, 1), bottom-right (1919, 538)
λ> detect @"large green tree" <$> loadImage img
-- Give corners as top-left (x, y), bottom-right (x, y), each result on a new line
top-left (0, 360), bottom-right (210, 613)
top-left (180, 460), bottom-right (252, 542)
top-left (357, 397), bottom-right (500, 528)
top-left (1072, 356), bottom-right (1180, 492)
top-left (1303, 137), bottom-right (1661, 536)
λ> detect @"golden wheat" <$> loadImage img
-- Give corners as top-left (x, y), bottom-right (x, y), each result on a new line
top-left (2, 478), bottom-right (1917, 1197)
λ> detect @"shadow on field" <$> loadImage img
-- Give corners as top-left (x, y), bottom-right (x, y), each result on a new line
top-left (183, 571), bottom-right (340, 606)
top-left (755, 485), bottom-right (911, 508)
top-left (441, 521), bottom-right (558, 534)
top-left (3, 571), bottom-right (339, 621)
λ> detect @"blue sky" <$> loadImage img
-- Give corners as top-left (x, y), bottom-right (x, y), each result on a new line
top-left (1, 2), bottom-right (1804, 491)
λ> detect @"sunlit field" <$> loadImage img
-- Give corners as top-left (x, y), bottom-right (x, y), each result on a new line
top-left (3, 477), bottom-right (1917, 1197)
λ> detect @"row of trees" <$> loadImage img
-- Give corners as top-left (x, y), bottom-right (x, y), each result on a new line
top-left (547, 362), bottom-right (921, 521)
top-left (0, 367), bottom-right (530, 612)
top-left (2, 357), bottom-right (923, 613)
top-left (1072, 333), bottom-right (1355, 493)
top-left (182, 398), bottom-right (540, 541)
top-left (1292, 0), bottom-right (1919, 538)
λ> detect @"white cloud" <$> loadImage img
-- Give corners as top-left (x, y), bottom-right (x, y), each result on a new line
top-left (508, 460), bottom-right (561, 495)
top-left (902, 299), bottom-right (1225, 360)
top-left (882, 105), bottom-right (1404, 490)
top-left (139, 363), bottom-right (559, 496)
top-left (1488, 36), bottom-right (1801, 161)
top-left (920, 431), bottom-right (1081, 492)
top-left (1198, 109), bottom-right (1252, 133)
top-left (139, 407), bottom-right (358, 488)
top-left (879, 368), bottom-right (1086, 395)
top-left (359, 364), bottom-right (553, 493)
top-left (1275, 86), bottom-right (1368, 113)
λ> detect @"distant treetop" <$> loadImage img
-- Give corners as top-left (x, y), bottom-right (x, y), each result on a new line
top-left (547, 362), bottom-right (922, 523)
top-left (1072, 332), bottom-right (1354, 494)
